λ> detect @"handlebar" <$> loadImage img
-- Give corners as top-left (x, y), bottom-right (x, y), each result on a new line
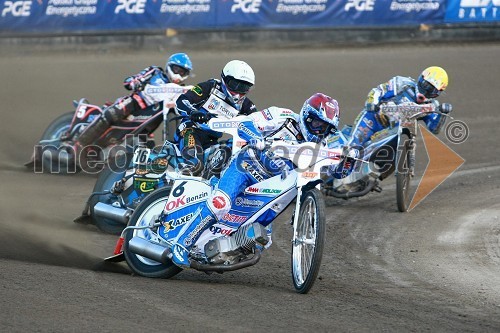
top-left (379, 103), bottom-right (453, 122)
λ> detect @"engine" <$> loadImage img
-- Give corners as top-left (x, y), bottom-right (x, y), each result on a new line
top-left (204, 223), bottom-right (269, 265)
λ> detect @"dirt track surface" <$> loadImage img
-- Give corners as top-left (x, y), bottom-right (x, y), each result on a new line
top-left (1, 44), bottom-right (500, 332)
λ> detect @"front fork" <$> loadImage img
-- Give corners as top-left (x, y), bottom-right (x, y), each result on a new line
top-left (290, 187), bottom-right (302, 246)
top-left (397, 124), bottom-right (417, 177)
top-left (407, 137), bottom-right (416, 177)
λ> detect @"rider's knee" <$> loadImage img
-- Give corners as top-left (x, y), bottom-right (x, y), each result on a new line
top-left (104, 96), bottom-right (139, 124)
top-left (207, 190), bottom-right (231, 220)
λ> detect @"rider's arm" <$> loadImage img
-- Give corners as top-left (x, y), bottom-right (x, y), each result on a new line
top-left (240, 97), bottom-right (258, 115)
top-left (420, 100), bottom-right (453, 134)
top-left (249, 107), bottom-right (295, 135)
top-left (174, 80), bottom-right (214, 118)
top-left (238, 119), bottom-right (264, 144)
top-left (365, 76), bottom-right (410, 112)
top-left (123, 66), bottom-right (163, 91)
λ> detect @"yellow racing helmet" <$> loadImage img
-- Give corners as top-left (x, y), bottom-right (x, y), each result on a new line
top-left (417, 66), bottom-right (449, 98)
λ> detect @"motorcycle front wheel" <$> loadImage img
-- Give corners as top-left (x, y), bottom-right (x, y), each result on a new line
top-left (39, 112), bottom-right (78, 173)
top-left (291, 188), bottom-right (326, 294)
top-left (396, 133), bottom-right (412, 212)
top-left (123, 186), bottom-right (182, 279)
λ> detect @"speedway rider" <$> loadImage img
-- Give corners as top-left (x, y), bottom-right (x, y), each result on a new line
top-left (169, 93), bottom-right (340, 268)
top-left (174, 60), bottom-right (258, 175)
top-left (350, 66), bottom-right (452, 147)
top-left (331, 66), bottom-right (453, 191)
top-left (75, 52), bottom-right (193, 153)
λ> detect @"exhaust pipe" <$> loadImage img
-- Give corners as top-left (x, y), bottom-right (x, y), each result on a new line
top-left (93, 202), bottom-right (131, 224)
top-left (324, 180), bottom-right (379, 199)
top-left (128, 236), bottom-right (171, 264)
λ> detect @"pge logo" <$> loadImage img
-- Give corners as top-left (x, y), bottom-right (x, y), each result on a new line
top-left (231, 0), bottom-right (261, 13)
top-left (2, 1), bottom-right (31, 17)
top-left (115, 0), bottom-right (146, 14)
top-left (344, 0), bottom-right (375, 11)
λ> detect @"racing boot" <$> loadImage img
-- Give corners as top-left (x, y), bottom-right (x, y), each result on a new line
top-left (170, 204), bottom-right (217, 268)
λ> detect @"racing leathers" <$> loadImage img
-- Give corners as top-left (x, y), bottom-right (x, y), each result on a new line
top-left (169, 106), bottom-right (316, 268)
top-left (350, 75), bottom-right (448, 148)
top-left (174, 79), bottom-right (257, 175)
top-left (331, 75), bottom-right (451, 193)
top-left (77, 66), bottom-right (172, 148)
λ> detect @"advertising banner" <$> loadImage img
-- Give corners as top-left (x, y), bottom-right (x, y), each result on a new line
top-left (0, 0), bottom-right (470, 35)
top-left (445, 0), bottom-right (499, 23)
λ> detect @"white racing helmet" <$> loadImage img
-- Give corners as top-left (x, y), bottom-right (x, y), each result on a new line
top-left (220, 60), bottom-right (255, 108)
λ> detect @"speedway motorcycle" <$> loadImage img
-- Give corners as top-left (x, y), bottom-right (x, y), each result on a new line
top-left (104, 139), bottom-right (343, 294)
top-left (25, 82), bottom-right (191, 174)
top-left (322, 102), bottom-right (452, 212)
top-left (75, 111), bottom-right (248, 235)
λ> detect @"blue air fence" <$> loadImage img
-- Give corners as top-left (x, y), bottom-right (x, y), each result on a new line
top-left (0, 0), bottom-right (498, 35)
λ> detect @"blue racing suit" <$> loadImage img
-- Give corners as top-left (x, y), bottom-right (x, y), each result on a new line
top-left (350, 76), bottom-right (447, 148)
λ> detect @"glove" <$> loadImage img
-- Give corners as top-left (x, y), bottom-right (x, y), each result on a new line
top-left (125, 78), bottom-right (144, 91)
top-left (248, 138), bottom-right (266, 151)
top-left (190, 111), bottom-right (209, 123)
top-left (440, 103), bottom-right (453, 114)
top-left (343, 146), bottom-right (359, 160)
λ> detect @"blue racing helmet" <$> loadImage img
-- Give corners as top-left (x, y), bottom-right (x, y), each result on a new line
top-left (166, 53), bottom-right (193, 84)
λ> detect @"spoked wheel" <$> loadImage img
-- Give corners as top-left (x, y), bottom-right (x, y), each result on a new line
top-left (291, 188), bottom-right (326, 294)
top-left (396, 133), bottom-right (412, 212)
top-left (39, 112), bottom-right (78, 173)
top-left (123, 186), bottom-right (181, 279)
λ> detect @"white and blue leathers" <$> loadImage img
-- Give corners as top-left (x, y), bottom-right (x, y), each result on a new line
top-left (170, 107), bottom-right (333, 267)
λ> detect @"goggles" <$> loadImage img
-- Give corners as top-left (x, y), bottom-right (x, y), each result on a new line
top-left (306, 116), bottom-right (336, 135)
top-left (170, 64), bottom-right (190, 77)
top-left (225, 77), bottom-right (253, 94)
top-left (419, 79), bottom-right (441, 99)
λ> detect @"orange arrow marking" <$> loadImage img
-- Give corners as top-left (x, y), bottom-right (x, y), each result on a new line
top-left (408, 124), bottom-right (465, 211)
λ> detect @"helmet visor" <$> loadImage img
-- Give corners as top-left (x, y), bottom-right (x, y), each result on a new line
top-left (306, 116), bottom-right (337, 135)
top-left (170, 64), bottom-right (190, 77)
top-left (419, 79), bottom-right (441, 98)
top-left (225, 77), bottom-right (253, 94)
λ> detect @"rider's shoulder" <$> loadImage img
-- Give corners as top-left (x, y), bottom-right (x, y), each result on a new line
top-left (389, 76), bottom-right (416, 91)
top-left (393, 75), bottom-right (415, 85)
top-left (262, 106), bottom-right (297, 120)
top-left (241, 98), bottom-right (257, 114)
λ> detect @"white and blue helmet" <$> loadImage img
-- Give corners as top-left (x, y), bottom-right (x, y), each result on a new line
top-left (166, 53), bottom-right (193, 84)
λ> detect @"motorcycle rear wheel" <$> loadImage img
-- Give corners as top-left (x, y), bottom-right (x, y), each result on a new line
top-left (396, 133), bottom-right (412, 212)
top-left (90, 153), bottom-right (133, 235)
top-left (123, 186), bottom-right (181, 279)
top-left (291, 188), bottom-right (326, 294)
